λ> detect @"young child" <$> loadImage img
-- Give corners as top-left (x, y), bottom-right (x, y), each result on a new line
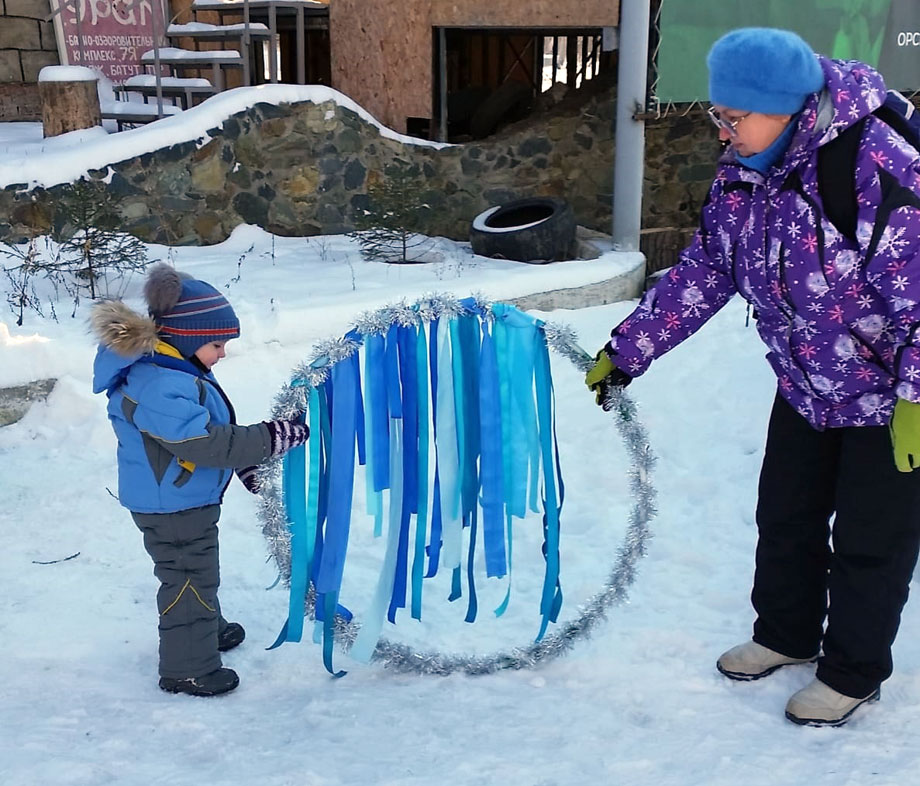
top-left (92, 263), bottom-right (308, 697)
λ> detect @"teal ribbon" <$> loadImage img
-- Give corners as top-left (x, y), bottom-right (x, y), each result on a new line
top-left (440, 317), bottom-right (463, 571)
top-left (268, 385), bottom-right (321, 649)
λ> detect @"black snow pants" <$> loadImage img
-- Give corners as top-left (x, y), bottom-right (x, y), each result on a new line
top-left (132, 504), bottom-right (230, 679)
top-left (752, 394), bottom-right (920, 699)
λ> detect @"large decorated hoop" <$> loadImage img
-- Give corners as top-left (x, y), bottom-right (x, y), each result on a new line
top-left (256, 294), bottom-right (657, 676)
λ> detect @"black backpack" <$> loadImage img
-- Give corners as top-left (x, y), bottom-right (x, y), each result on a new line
top-left (817, 90), bottom-right (920, 243)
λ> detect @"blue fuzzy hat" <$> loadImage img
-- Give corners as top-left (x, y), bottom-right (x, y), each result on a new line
top-left (707, 28), bottom-right (825, 114)
top-left (144, 263), bottom-right (240, 358)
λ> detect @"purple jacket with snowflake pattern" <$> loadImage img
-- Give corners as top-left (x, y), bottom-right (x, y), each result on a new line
top-left (607, 58), bottom-right (920, 429)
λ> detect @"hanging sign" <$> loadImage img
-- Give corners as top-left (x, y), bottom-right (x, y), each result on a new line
top-left (658, 0), bottom-right (920, 102)
top-left (48, 0), bottom-right (168, 84)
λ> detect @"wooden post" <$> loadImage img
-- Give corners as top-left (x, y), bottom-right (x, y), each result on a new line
top-left (38, 66), bottom-right (101, 138)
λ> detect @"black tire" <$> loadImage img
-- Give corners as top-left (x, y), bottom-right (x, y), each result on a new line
top-left (469, 197), bottom-right (576, 263)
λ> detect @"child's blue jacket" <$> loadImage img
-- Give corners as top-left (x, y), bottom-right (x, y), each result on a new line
top-left (92, 327), bottom-right (271, 514)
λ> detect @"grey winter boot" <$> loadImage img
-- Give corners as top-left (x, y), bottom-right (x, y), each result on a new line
top-left (785, 679), bottom-right (880, 726)
top-left (159, 667), bottom-right (239, 697)
top-left (218, 622), bottom-right (245, 652)
top-left (717, 640), bottom-right (818, 681)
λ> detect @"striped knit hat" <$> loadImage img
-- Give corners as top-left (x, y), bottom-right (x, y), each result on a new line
top-left (143, 263), bottom-right (240, 358)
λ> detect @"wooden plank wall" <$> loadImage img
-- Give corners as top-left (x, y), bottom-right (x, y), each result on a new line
top-left (330, 0), bottom-right (432, 133)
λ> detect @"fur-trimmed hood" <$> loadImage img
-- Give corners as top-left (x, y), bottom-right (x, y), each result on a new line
top-left (91, 300), bottom-right (162, 397)
top-left (90, 299), bottom-right (159, 357)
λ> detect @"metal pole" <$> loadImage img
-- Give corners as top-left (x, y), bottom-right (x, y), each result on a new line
top-left (150, 0), bottom-right (165, 117)
top-left (438, 28), bottom-right (448, 142)
top-left (268, 4), bottom-right (277, 82)
top-left (612, 0), bottom-right (650, 252)
top-left (242, 0), bottom-right (251, 86)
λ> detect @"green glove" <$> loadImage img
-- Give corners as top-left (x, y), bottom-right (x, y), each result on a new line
top-left (585, 351), bottom-right (615, 390)
top-left (584, 349), bottom-right (632, 408)
top-left (890, 398), bottom-right (920, 472)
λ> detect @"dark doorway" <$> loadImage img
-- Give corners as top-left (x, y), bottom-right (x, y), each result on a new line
top-left (432, 27), bottom-right (614, 142)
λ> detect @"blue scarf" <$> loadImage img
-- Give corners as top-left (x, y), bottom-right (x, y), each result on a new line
top-left (735, 113), bottom-right (800, 174)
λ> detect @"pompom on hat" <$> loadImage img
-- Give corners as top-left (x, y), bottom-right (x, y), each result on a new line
top-left (144, 263), bottom-right (240, 358)
top-left (707, 27), bottom-right (825, 114)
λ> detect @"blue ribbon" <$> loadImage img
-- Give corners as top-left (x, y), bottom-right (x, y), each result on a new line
top-left (365, 332), bottom-right (390, 494)
top-left (316, 355), bottom-right (358, 594)
top-left (313, 357), bottom-right (360, 675)
top-left (387, 325), bottom-right (418, 622)
top-left (534, 333), bottom-right (563, 641)
top-left (478, 321), bottom-right (506, 578)
top-left (411, 324), bottom-right (430, 619)
top-left (425, 318), bottom-right (443, 578)
top-left (322, 591), bottom-right (347, 678)
top-left (455, 313), bottom-right (481, 521)
top-left (464, 508), bottom-right (479, 623)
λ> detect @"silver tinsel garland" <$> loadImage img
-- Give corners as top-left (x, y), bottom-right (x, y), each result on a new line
top-left (256, 294), bottom-right (657, 675)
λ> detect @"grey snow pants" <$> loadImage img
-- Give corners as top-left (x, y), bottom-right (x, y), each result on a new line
top-left (132, 504), bottom-right (230, 679)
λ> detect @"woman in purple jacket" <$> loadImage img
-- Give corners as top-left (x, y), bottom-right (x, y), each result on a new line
top-left (586, 27), bottom-right (920, 727)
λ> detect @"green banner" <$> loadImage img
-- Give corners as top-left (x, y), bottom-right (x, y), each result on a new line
top-left (658, 0), bottom-right (920, 103)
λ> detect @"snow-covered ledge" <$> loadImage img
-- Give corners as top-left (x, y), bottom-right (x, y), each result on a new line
top-left (509, 230), bottom-right (646, 311)
top-left (0, 379), bottom-right (56, 427)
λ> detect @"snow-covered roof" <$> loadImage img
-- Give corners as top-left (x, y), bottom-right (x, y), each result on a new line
top-left (167, 22), bottom-right (270, 33)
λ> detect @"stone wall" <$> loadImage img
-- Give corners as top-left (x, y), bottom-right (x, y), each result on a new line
top-left (0, 0), bottom-right (60, 121)
top-left (0, 0), bottom-right (60, 82)
top-left (0, 79), bottom-right (718, 247)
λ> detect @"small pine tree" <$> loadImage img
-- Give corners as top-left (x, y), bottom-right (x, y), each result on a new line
top-left (58, 178), bottom-right (148, 302)
top-left (0, 180), bottom-right (150, 323)
top-left (350, 162), bottom-right (433, 264)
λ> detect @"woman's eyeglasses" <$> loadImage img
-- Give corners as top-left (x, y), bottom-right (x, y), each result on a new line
top-left (707, 107), bottom-right (750, 137)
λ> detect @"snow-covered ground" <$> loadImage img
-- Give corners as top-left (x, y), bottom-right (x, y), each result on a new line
top-left (1, 223), bottom-right (919, 786)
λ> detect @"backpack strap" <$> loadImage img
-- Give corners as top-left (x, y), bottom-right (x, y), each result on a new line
top-left (874, 102), bottom-right (916, 142)
top-left (817, 116), bottom-right (867, 243)
top-left (817, 93), bottom-right (920, 243)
